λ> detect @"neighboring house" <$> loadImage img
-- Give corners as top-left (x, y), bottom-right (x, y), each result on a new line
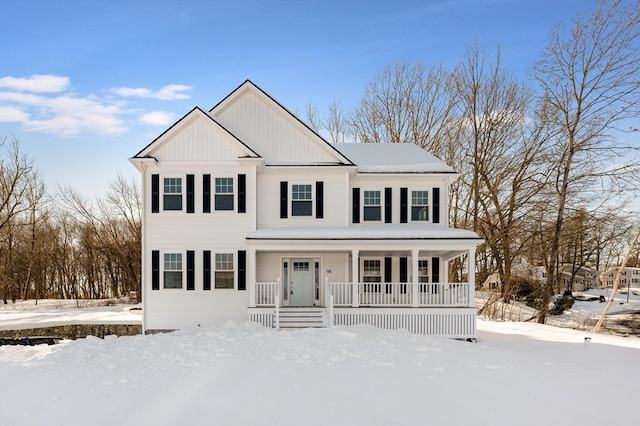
top-left (600, 266), bottom-right (640, 288)
top-left (481, 261), bottom-right (596, 292)
top-left (557, 264), bottom-right (597, 292)
top-left (130, 80), bottom-right (483, 339)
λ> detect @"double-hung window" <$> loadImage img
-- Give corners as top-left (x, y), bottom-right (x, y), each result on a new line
top-left (163, 178), bottom-right (182, 211)
top-left (292, 184), bottom-right (312, 216)
top-left (363, 190), bottom-right (381, 221)
top-left (363, 259), bottom-right (381, 292)
top-left (411, 190), bottom-right (429, 221)
top-left (215, 253), bottom-right (234, 289)
top-left (163, 253), bottom-right (183, 289)
top-left (215, 177), bottom-right (234, 211)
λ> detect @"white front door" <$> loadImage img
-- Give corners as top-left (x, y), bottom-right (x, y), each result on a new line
top-left (290, 259), bottom-right (314, 306)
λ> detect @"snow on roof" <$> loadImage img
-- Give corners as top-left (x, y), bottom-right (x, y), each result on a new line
top-left (332, 143), bottom-right (456, 173)
top-left (247, 224), bottom-right (481, 240)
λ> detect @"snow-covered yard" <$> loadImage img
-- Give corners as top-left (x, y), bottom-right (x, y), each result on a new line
top-left (1, 292), bottom-right (639, 426)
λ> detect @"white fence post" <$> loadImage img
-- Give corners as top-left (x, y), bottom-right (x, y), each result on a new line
top-left (325, 277), bottom-right (334, 327)
top-left (275, 278), bottom-right (280, 329)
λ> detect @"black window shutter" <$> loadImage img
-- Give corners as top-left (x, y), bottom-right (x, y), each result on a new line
top-left (400, 187), bottom-right (408, 223)
top-left (384, 257), bottom-right (392, 294)
top-left (432, 257), bottom-right (440, 283)
top-left (203, 174), bottom-right (211, 213)
top-left (203, 250), bottom-right (211, 290)
top-left (399, 257), bottom-right (408, 283)
top-left (238, 174), bottom-right (246, 213)
top-left (352, 188), bottom-right (360, 223)
top-left (186, 174), bottom-right (195, 213)
top-left (187, 250), bottom-right (195, 290)
top-left (238, 250), bottom-right (246, 291)
top-left (151, 250), bottom-right (160, 290)
top-left (280, 181), bottom-right (288, 218)
top-left (400, 256), bottom-right (408, 294)
top-left (151, 174), bottom-right (159, 213)
top-left (432, 187), bottom-right (440, 224)
top-left (316, 181), bottom-right (324, 218)
top-left (384, 187), bottom-right (392, 223)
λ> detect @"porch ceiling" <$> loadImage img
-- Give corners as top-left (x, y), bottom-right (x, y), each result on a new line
top-left (246, 224), bottom-right (482, 259)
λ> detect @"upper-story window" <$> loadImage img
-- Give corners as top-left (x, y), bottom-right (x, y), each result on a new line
top-left (215, 177), bottom-right (234, 211)
top-left (363, 190), bottom-right (381, 221)
top-left (411, 190), bottom-right (429, 221)
top-left (163, 178), bottom-right (182, 211)
top-left (292, 184), bottom-right (312, 216)
top-left (163, 253), bottom-right (183, 288)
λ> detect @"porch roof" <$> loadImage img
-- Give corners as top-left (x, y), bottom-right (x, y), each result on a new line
top-left (246, 224), bottom-right (482, 241)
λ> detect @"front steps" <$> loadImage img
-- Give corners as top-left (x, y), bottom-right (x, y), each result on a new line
top-left (276, 307), bottom-right (327, 329)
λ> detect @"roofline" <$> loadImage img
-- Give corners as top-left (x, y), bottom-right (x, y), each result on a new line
top-left (131, 106), bottom-right (261, 159)
top-left (209, 79), bottom-right (355, 166)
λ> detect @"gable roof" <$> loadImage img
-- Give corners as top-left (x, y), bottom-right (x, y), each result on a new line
top-left (130, 106), bottom-right (260, 168)
top-left (210, 80), bottom-right (354, 166)
top-left (332, 143), bottom-right (456, 173)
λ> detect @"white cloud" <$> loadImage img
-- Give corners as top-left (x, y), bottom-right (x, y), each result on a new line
top-left (139, 111), bottom-right (174, 126)
top-left (0, 88), bottom-right (127, 136)
top-left (1, 75), bottom-right (194, 137)
top-left (112, 84), bottom-right (192, 100)
top-left (0, 75), bottom-right (69, 93)
top-left (0, 106), bottom-right (30, 122)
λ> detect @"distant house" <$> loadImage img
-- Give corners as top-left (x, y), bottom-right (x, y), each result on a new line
top-left (481, 261), bottom-right (596, 292)
top-left (130, 80), bottom-right (483, 339)
top-left (600, 266), bottom-right (640, 288)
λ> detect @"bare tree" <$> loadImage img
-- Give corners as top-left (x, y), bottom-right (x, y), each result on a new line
top-left (324, 100), bottom-right (351, 143)
top-left (452, 45), bottom-right (548, 301)
top-left (0, 137), bottom-right (42, 303)
top-left (532, 0), bottom-right (640, 322)
top-left (349, 62), bottom-right (457, 152)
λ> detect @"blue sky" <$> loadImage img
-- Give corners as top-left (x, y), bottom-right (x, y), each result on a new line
top-left (0, 0), bottom-right (604, 196)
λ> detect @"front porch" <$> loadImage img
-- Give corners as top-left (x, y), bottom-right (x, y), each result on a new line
top-left (245, 224), bottom-right (482, 339)
top-left (249, 280), bottom-right (477, 339)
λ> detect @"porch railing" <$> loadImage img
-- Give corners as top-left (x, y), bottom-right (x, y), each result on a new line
top-left (255, 281), bottom-right (469, 307)
top-left (330, 282), bottom-right (469, 307)
top-left (255, 282), bottom-right (278, 306)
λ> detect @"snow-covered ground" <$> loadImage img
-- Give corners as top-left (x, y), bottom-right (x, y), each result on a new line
top-left (1, 292), bottom-right (639, 426)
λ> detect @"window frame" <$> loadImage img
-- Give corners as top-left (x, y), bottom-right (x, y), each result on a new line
top-left (362, 190), bottom-right (382, 222)
top-left (410, 189), bottom-right (429, 222)
top-left (290, 183), bottom-right (314, 217)
top-left (163, 176), bottom-right (183, 211)
top-left (214, 252), bottom-right (235, 289)
top-left (361, 257), bottom-right (383, 293)
top-left (163, 252), bottom-right (184, 289)
top-left (214, 176), bottom-right (235, 211)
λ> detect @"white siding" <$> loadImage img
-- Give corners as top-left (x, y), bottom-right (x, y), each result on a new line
top-left (257, 168), bottom-right (349, 228)
top-left (214, 90), bottom-right (340, 164)
top-left (145, 291), bottom-right (249, 330)
top-left (256, 252), bottom-right (348, 283)
top-left (142, 161), bottom-right (258, 331)
top-left (350, 174), bottom-right (448, 225)
top-left (152, 115), bottom-right (250, 162)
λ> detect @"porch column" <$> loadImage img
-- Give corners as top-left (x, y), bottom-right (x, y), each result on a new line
top-left (352, 249), bottom-right (359, 307)
top-left (468, 247), bottom-right (476, 307)
top-left (248, 248), bottom-right (256, 308)
top-left (411, 249), bottom-right (419, 307)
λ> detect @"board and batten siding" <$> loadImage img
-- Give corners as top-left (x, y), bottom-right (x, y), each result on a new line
top-left (213, 90), bottom-right (340, 164)
top-left (257, 168), bottom-right (349, 228)
top-left (151, 114), bottom-right (252, 162)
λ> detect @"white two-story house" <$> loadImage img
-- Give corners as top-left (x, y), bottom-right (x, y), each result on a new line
top-left (130, 80), bottom-right (483, 339)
